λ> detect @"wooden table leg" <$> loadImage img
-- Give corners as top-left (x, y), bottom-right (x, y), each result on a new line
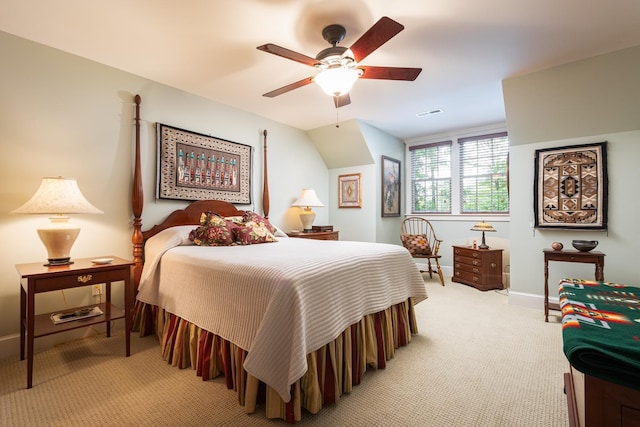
top-left (124, 271), bottom-right (131, 357)
top-left (20, 285), bottom-right (25, 361)
top-left (595, 261), bottom-right (604, 282)
top-left (26, 282), bottom-right (35, 389)
top-left (544, 257), bottom-right (550, 322)
top-left (105, 282), bottom-right (111, 338)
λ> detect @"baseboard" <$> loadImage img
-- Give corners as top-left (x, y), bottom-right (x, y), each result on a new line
top-left (508, 291), bottom-right (559, 312)
top-left (0, 324), bottom-right (119, 362)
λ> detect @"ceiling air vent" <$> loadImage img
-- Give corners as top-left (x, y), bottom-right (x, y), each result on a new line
top-left (416, 108), bottom-right (443, 118)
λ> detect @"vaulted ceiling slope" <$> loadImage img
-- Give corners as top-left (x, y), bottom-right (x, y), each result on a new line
top-left (1, 1), bottom-right (639, 140)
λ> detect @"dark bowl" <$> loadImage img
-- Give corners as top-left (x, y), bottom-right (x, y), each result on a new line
top-left (572, 240), bottom-right (598, 252)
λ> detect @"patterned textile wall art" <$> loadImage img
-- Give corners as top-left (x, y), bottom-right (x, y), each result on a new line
top-left (533, 142), bottom-right (607, 230)
top-left (157, 123), bottom-right (252, 203)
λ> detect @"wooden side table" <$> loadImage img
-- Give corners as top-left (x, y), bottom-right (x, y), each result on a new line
top-left (543, 249), bottom-right (605, 322)
top-left (16, 256), bottom-right (134, 388)
top-left (287, 230), bottom-right (339, 240)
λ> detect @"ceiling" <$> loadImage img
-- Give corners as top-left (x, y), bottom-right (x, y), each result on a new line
top-left (1, 0), bottom-right (640, 140)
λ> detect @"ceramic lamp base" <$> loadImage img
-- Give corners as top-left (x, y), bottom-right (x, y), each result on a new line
top-left (299, 208), bottom-right (316, 232)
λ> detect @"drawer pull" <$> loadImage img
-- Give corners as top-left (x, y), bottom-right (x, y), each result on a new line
top-left (472, 253), bottom-right (479, 258)
top-left (473, 260), bottom-right (479, 266)
top-left (77, 275), bottom-right (92, 283)
top-left (490, 263), bottom-right (496, 268)
top-left (473, 268), bottom-right (479, 273)
top-left (455, 249), bottom-right (460, 254)
top-left (455, 272), bottom-right (460, 276)
top-left (473, 277), bottom-right (479, 282)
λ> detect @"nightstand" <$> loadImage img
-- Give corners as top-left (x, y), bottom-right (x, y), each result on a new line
top-left (287, 230), bottom-right (339, 240)
top-left (452, 245), bottom-right (503, 291)
top-left (16, 256), bottom-right (134, 388)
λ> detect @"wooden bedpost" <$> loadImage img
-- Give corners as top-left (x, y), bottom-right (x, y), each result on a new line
top-left (132, 94), bottom-right (144, 287)
top-left (262, 129), bottom-right (270, 218)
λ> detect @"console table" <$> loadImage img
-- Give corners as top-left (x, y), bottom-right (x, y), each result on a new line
top-left (543, 249), bottom-right (605, 322)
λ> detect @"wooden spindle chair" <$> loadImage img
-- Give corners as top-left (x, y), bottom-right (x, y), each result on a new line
top-left (400, 217), bottom-right (445, 286)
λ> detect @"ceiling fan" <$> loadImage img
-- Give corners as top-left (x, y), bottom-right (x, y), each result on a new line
top-left (257, 16), bottom-right (422, 108)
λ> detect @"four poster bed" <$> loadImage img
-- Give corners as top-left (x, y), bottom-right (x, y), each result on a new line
top-left (130, 95), bottom-right (428, 422)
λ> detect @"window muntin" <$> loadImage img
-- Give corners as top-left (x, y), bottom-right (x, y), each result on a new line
top-left (409, 141), bottom-right (452, 213)
top-left (408, 131), bottom-right (509, 215)
top-left (459, 133), bottom-right (509, 214)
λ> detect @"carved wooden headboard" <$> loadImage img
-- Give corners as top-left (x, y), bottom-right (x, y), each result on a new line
top-left (130, 95), bottom-right (270, 287)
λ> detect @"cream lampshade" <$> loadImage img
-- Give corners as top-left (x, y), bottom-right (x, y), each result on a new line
top-left (470, 221), bottom-right (496, 249)
top-left (291, 189), bottom-right (324, 232)
top-left (11, 177), bottom-right (103, 265)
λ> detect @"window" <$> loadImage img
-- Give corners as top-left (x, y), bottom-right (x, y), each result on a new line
top-left (459, 132), bottom-right (509, 213)
top-left (409, 141), bottom-right (452, 213)
top-left (409, 131), bottom-right (509, 215)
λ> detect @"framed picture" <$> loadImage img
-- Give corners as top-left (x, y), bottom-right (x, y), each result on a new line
top-left (533, 141), bottom-right (608, 230)
top-left (157, 123), bottom-right (252, 203)
top-left (381, 155), bottom-right (401, 217)
top-left (338, 173), bottom-right (362, 208)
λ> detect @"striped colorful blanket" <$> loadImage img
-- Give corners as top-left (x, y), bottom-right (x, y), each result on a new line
top-left (559, 278), bottom-right (640, 390)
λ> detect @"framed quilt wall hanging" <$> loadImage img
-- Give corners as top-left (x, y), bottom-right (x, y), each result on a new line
top-left (533, 141), bottom-right (607, 230)
top-left (157, 123), bottom-right (252, 203)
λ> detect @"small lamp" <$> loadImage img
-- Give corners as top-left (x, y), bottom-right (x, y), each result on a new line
top-left (470, 221), bottom-right (496, 249)
top-left (291, 189), bottom-right (324, 232)
top-left (11, 177), bottom-right (103, 265)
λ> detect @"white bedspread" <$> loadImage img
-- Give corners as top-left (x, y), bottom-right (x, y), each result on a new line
top-left (137, 227), bottom-right (427, 402)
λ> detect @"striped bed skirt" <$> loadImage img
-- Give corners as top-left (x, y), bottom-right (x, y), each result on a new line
top-left (132, 298), bottom-right (419, 423)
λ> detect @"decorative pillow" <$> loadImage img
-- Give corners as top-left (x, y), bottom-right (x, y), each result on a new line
top-left (234, 221), bottom-right (277, 245)
top-left (199, 211), bottom-right (222, 225)
top-left (402, 233), bottom-right (432, 255)
top-left (242, 211), bottom-right (277, 234)
top-left (224, 215), bottom-right (245, 225)
top-left (190, 213), bottom-right (237, 246)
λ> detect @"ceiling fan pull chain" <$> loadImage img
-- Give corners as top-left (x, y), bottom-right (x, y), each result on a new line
top-left (335, 108), bottom-right (340, 128)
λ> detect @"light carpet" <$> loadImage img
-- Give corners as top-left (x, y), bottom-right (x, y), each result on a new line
top-left (0, 278), bottom-right (569, 426)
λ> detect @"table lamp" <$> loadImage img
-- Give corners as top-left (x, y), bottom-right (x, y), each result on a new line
top-left (291, 189), bottom-right (324, 232)
top-left (11, 177), bottom-right (103, 265)
top-left (470, 221), bottom-right (496, 249)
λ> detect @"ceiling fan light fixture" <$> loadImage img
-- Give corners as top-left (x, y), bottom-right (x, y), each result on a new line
top-left (314, 66), bottom-right (361, 97)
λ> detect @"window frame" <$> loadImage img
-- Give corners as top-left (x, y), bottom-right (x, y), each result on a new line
top-left (406, 126), bottom-right (510, 218)
top-left (409, 141), bottom-right (452, 214)
top-left (458, 132), bottom-right (509, 214)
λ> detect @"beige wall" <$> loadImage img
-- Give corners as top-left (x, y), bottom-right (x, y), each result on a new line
top-left (503, 45), bottom-right (640, 145)
top-left (0, 31), bottom-right (329, 358)
top-left (503, 46), bottom-right (640, 309)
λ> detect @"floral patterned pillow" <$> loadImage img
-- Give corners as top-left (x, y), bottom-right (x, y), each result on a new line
top-left (242, 211), bottom-right (277, 234)
top-left (402, 233), bottom-right (432, 255)
top-left (189, 213), bottom-right (237, 246)
top-left (234, 221), bottom-right (277, 245)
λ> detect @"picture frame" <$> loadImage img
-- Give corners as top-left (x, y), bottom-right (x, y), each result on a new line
top-left (381, 155), bottom-right (401, 217)
top-left (157, 123), bottom-right (252, 203)
top-left (338, 173), bottom-right (362, 208)
top-left (533, 141), bottom-right (608, 230)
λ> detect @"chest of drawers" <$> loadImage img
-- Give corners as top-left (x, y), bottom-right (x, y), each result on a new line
top-left (452, 245), bottom-right (503, 291)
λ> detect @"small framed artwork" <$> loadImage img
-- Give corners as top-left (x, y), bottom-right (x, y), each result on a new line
top-left (338, 173), bottom-right (362, 208)
top-left (381, 155), bottom-right (401, 217)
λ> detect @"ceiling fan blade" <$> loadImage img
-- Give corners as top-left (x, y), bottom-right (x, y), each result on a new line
top-left (359, 66), bottom-right (422, 81)
top-left (257, 44), bottom-right (321, 67)
top-left (333, 93), bottom-right (351, 108)
top-left (349, 17), bottom-right (404, 63)
top-left (262, 76), bottom-right (315, 98)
